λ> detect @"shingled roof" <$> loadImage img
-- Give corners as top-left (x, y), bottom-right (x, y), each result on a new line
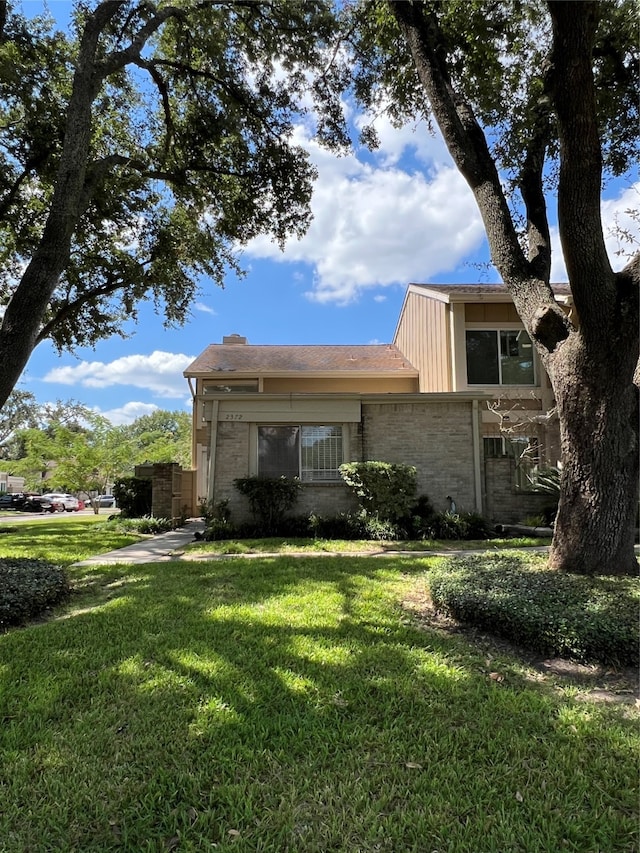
top-left (184, 343), bottom-right (418, 377)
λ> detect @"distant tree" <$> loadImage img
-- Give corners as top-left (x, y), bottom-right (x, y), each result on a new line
top-left (14, 413), bottom-right (133, 510)
top-left (0, 392), bottom-right (90, 459)
top-left (346, 0), bottom-right (638, 575)
top-left (0, 0), bottom-right (347, 409)
top-left (39, 399), bottom-right (93, 430)
top-left (9, 426), bottom-right (54, 490)
top-left (0, 389), bottom-right (39, 457)
top-left (123, 409), bottom-right (191, 468)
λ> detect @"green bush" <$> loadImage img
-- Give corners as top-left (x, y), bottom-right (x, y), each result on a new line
top-left (310, 511), bottom-right (405, 541)
top-left (410, 510), bottom-right (491, 541)
top-left (199, 498), bottom-right (231, 524)
top-left (110, 515), bottom-right (175, 535)
top-left (234, 476), bottom-right (301, 535)
top-left (201, 518), bottom-right (237, 541)
top-left (339, 461), bottom-right (417, 522)
top-left (309, 512), bottom-right (363, 540)
top-left (112, 476), bottom-right (152, 518)
top-left (0, 559), bottom-right (69, 630)
top-left (428, 554), bottom-right (639, 666)
top-left (360, 514), bottom-right (402, 540)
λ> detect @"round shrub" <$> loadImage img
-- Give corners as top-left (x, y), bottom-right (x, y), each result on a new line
top-left (0, 558), bottom-right (69, 630)
top-left (427, 554), bottom-right (639, 666)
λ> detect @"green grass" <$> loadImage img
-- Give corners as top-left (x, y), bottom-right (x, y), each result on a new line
top-left (0, 515), bottom-right (142, 566)
top-left (185, 535), bottom-right (550, 555)
top-left (0, 541), bottom-right (637, 851)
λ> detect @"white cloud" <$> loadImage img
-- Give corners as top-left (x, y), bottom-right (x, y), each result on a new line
top-left (43, 351), bottom-right (195, 399)
top-left (354, 109), bottom-right (451, 170)
top-left (194, 302), bottom-right (217, 316)
top-left (243, 124), bottom-right (484, 304)
top-left (95, 401), bottom-right (159, 426)
top-left (550, 182), bottom-right (640, 282)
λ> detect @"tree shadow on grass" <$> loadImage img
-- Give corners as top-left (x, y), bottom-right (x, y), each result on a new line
top-left (0, 556), bottom-right (637, 852)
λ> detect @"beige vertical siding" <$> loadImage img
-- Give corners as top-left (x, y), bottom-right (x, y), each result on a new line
top-left (465, 303), bottom-right (521, 323)
top-left (394, 292), bottom-right (452, 391)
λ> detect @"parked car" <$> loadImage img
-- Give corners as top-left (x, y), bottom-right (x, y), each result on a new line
top-left (41, 492), bottom-right (80, 512)
top-left (0, 493), bottom-right (25, 509)
top-left (22, 495), bottom-right (62, 513)
top-left (97, 495), bottom-right (116, 508)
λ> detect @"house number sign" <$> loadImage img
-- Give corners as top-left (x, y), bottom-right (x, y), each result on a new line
top-left (224, 413), bottom-right (245, 420)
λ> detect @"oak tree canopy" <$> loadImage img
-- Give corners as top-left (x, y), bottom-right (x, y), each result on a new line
top-left (0, 0), bottom-right (346, 406)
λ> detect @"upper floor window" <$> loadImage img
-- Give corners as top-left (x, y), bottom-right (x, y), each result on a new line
top-left (258, 425), bottom-right (343, 482)
top-left (204, 380), bottom-right (258, 394)
top-left (466, 330), bottom-right (535, 386)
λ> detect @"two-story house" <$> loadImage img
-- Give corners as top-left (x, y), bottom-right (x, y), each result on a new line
top-left (183, 334), bottom-right (490, 522)
top-left (177, 284), bottom-right (567, 524)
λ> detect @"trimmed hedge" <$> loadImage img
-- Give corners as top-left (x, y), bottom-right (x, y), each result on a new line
top-left (0, 558), bottom-right (70, 630)
top-left (427, 554), bottom-right (639, 666)
top-left (200, 507), bottom-right (495, 543)
top-left (234, 476), bottom-right (301, 535)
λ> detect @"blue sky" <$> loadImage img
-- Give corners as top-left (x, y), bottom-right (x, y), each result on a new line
top-left (15, 1), bottom-right (639, 425)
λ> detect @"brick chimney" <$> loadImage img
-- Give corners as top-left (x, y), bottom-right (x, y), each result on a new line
top-left (222, 334), bottom-right (248, 345)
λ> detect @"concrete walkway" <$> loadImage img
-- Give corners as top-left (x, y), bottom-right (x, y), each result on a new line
top-left (71, 518), bottom-right (556, 567)
top-left (72, 519), bottom-right (206, 566)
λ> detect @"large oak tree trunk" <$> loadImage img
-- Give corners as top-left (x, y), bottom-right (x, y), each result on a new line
top-left (545, 2), bottom-right (639, 575)
top-left (547, 334), bottom-right (639, 575)
top-left (390, 0), bottom-right (639, 575)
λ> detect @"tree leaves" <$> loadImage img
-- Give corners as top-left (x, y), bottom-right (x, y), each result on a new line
top-left (0, 1), bottom-right (348, 404)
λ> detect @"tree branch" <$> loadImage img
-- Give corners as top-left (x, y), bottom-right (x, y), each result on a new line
top-left (96, 4), bottom-right (187, 79)
top-left (0, 152), bottom-right (50, 219)
top-left (131, 57), bottom-right (175, 161)
top-left (519, 63), bottom-right (554, 282)
top-left (547, 1), bottom-right (614, 317)
top-left (388, 1), bottom-right (558, 322)
top-left (35, 270), bottom-right (144, 344)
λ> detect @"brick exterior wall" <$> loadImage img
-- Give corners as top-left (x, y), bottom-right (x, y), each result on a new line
top-left (212, 421), bottom-right (252, 519)
top-left (210, 421), bottom-right (358, 523)
top-left (484, 458), bottom-right (557, 523)
top-left (203, 399), bottom-right (485, 523)
top-left (146, 463), bottom-right (181, 519)
top-left (361, 400), bottom-right (478, 513)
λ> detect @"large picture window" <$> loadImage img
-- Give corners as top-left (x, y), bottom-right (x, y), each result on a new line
top-left (466, 330), bottom-right (535, 385)
top-left (258, 425), bottom-right (343, 481)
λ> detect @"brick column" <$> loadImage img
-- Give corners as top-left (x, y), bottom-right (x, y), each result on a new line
top-left (150, 463), bottom-right (181, 519)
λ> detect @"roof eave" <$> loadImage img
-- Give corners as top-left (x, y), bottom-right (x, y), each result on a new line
top-left (184, 368), bottom-right (419, 379)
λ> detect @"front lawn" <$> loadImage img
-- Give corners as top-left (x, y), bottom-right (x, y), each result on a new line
top-left (0, 515), bottom-right (142, 566)
top-left (0, 550), bottom-right (637, 852)
top-left (183, 534), bottom-right (550, 555)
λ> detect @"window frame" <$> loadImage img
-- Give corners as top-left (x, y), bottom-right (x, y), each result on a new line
top-left (465, 325), bottom-right (537, 387)
top-left (203, 379), bottom-right (259, 394)
top-left (257, 424), bottom-right (344, 483)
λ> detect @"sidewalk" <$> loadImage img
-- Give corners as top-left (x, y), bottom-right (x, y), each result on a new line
top-left (72, 519), bottom-right (206, 566)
